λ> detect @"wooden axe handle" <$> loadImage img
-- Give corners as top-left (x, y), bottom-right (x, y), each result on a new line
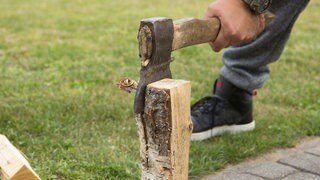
top-left (172, 12), bottom-right (275, 51)
top-left (172, 18), bottom-right (220, 51)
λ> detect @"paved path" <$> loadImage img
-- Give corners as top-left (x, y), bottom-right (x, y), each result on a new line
top-left (201, 136), bottom-right (320, 180)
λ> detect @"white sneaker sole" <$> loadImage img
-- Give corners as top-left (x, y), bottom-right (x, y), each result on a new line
top-left (191, 120), bottom-right (255, 141)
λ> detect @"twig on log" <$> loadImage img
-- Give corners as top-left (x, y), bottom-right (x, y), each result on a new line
top-left (117, 78), bottom-right (138, 93)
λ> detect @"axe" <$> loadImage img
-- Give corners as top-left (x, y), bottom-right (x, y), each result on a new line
top-left (134, 13), bottom-right (274, 114)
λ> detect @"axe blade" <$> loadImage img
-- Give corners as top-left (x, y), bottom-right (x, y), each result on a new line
top-left (134, 17), bottom-right (174, 114)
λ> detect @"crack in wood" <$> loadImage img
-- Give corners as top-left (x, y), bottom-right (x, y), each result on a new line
top-left (135, 79), bottom-right (192, 180)
top-left (145, 88), bottom-right (171, 157)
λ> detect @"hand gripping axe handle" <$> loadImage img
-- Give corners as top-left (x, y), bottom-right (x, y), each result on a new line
top-left (134, 12), bottom-right (275, 114)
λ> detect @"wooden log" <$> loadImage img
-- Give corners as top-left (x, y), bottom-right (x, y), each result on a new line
top-left (136, 79), bottom-right (192, 179)
top-left (0, 135), bottom-right (40, 180)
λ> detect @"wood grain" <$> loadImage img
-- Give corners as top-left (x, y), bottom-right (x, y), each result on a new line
top-left (172, 18), bottom-right (220, 51)
top-left (136, 79), bottom-right (192, 179)
top-left (0, 135), bottom-right (40, 180)
top-left (171, 12), bottom-right (274, 51)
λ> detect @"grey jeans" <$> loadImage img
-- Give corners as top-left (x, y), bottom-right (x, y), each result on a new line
top-left (221, 0), bottom-right (310, 92)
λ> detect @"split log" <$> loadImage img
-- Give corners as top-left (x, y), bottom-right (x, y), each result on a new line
top-left (136, 79), bottom-right (192, 179)
top-left (0, 135), bottom-right (40, 180)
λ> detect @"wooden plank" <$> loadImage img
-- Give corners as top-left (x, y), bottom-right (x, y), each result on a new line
top-left (136, 79), bottom-right (192, 179)
top-left (0, 135), bottom-right (40, 180)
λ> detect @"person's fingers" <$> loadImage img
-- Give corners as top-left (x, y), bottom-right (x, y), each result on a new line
top-left (209, 42), bottom-right (215, 50)
top-left (206, 3), bottom-right (224, 52)
top-left (204, 10), bottom-right (212, 19)
top-left (205, 0), bottom-right (267, 52)
top-left (204, 2), bottom-right (218, 19)
top-left (210, 30), bottom-right (230, 52)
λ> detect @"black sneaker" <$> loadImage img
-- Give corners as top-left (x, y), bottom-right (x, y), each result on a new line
top-left (191, 76), bottom-right (255, 141)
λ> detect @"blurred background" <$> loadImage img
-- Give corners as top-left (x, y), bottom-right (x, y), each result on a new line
top-left (0, 0), bottom-right (319, 179)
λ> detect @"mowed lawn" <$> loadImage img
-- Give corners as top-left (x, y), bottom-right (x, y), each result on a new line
top-left (0, 0), bottom-right (319, 179)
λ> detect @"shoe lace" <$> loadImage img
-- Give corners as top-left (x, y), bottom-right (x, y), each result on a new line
top-left (192, 96), bottom-right (222, 116)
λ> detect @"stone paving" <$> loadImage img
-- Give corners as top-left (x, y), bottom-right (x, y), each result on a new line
top-left (201, 137), bottom-right (320, 180)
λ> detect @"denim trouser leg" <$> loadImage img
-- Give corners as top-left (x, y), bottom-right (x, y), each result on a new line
top-left (220, 0), bottom-right (310, 92)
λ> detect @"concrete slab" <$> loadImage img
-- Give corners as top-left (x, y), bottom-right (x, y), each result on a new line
top-left (282, 172), bottom-right (320, 180)
top-left (245, 162), bottom-right (297, 179)
top-left (200, 137), bottom-right (320, 180)
top-left (278, 153), bottom-right (320, 176)
top-left (306, 147), bottom-right (320, 157)
top-left (202, 173), bottom-right (264, 180)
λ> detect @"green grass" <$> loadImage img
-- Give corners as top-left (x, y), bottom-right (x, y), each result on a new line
top-left (0, 0), bottom-right (319, 179)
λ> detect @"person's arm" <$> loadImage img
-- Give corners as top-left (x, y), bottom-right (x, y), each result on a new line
top-left (205, 0), bottom-right (268, 52)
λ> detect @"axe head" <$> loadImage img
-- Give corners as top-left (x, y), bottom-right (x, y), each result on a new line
top-left (134, 17), bottom-right (174, 114)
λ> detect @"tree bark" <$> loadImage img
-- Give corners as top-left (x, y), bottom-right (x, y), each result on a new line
top-left (135, 79), bottom-right (192, 180)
